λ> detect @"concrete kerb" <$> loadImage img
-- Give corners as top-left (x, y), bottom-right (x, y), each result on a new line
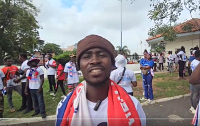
top-left (0, 94), bottom-right (191, 125)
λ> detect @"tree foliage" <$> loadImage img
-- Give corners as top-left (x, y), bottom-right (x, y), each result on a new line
top-left (0, 0), bottom-right (40, 61)
top-left (53, 50), bottom-right (76, 62)
top-left (116, 45), bottom-right (131, 55)
top-left (42, 43), bottom-right (63, 55)
top-left (148, 0), bottom-right (200, 41)
top-left (150, 43), bottom-right (166, 53)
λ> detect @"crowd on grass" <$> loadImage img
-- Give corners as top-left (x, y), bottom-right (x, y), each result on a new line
top-left (1, 35), bottom-right (200, 126)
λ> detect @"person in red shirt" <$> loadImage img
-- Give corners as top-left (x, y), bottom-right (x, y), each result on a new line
top-left (55, 59), bottom-right (66, 98)
top-left (1, 56), bottom-right (22, 113)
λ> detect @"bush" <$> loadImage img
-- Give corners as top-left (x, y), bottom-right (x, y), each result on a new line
top-left (53, 50), bottom-right (76, 63)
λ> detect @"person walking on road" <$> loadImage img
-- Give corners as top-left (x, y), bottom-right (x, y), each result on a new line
top-left (56, 35), bottom-right (146, 126)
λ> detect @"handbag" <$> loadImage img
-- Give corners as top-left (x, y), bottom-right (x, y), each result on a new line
top-left (117, 67), bottom-right (126, 84)
top-left (141, 69), bottom-right (149, 75)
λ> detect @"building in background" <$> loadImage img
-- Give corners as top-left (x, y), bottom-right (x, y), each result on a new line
top-left (61, 43), bottom-right (78, 51)
top-left (146, 18), bottom-right (200, 56)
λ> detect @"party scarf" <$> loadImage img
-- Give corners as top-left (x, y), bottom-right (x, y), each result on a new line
top-left (192, 102), bottom-right (200, 126)
top-left (67, 62), bottom-right (73, 77)
top-left (27, 67), bottom-right (38, 80)
top-left (56, 80), bottom-right (141, 126)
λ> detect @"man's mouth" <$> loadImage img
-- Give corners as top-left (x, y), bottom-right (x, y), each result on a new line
top-left (90, 69), bottom-right (102, 73)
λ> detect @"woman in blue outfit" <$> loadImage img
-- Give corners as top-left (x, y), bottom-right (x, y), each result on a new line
top-left (140, 50), bottom-right (148, 96)
top-left (140, 53), bottom-right (154, 104)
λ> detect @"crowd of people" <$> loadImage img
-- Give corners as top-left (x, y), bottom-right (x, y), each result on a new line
top-left (0, 52), bottom-right (80, 119)
top-left (1, 34), bottom-right (200, 126)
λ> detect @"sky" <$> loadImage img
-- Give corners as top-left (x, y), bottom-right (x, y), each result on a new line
top-left (33, 0), bottom-right (200, 55)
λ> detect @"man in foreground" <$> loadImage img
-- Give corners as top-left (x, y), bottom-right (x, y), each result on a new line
top-left (56, 35), bottom-right (146, 126)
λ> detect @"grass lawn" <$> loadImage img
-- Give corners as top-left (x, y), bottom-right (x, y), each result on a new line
top-left (133, 72), bottom-right (190, 101)
top-left (3, 72), bottom-right (190, 118)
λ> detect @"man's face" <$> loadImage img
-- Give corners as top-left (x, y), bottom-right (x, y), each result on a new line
top-left (70, 57), bottom-right (75, 62)
top-left (30, 60), bottom-right (38, 67)
top-left (19, 55), bottom-right (23, 63)
top-left (5, 59), bottom-right (12, 66)
top-left (47, 55), bottom-right (52, 60)
top-left (143, 52), bottom-right (147, 59)
top-left (80, 48), bottom-right (112, 86)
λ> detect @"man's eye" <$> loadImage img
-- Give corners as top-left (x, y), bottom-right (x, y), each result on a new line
top-left (82, 54), bottom-right (90, 59)
top-left (99, 53), bottom-right (107, 57)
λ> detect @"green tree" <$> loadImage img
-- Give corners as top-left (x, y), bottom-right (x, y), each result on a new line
top-left (43, 43), bottom-right (63, 55)
top-left (0, 0), bottom-right (40, 61)
top-left (116, 45), bottom-right (131, 55)
top-left (150, 43), bottom-right (166, 53)
top-left (148, 0), bottom-right (200, 42)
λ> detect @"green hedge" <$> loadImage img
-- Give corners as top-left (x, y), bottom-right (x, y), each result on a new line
top-left (53, 50), bottom-right (76, 62)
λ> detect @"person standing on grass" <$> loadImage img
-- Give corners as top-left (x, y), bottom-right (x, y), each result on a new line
top-left (189, 50), bottom-right (200, 114)
top-left (140, 53), bottom-right (154, 104)
top-left (140, 50), bottom-right (148, 96)
top-left (0, 70), bottom-right (5, 118)
top-left (55, 59), bottom-right (66, 98)
top-left (110, 54), bottom-right (137, 96)
top-left (25, 56), bottom-right (46, 118)
top-left (152, 53), bottom-right (157, 72)
top-left (173, 51), bottom-right (179, 71)
top-left (64, 53), bottom-right (79, 94)
top-left (15, 53), bottom-right (33, 114)
top-left (56, 34), bottom-right (146, 126)
top-left (44, 54), bottom-right (57, 94)
top-left (158, 53), bottom-right (164, 71)
top-left (177, 46), bottom-right (187, 80)
top-left (1, 56), bottom-right (22, 113)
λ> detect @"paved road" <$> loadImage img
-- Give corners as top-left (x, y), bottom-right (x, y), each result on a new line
top-left (143, 96), bottom-right (194, 126)
top-left (5, 96), bottom-right (194, 126)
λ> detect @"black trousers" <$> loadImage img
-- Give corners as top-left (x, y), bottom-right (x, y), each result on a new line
top-left (159, 63), bottom-right (164, 70)
top-left (48, 75), bottom-right (56, 91)
top-left (178, 61), bottom-right (185, 77)
top-left (55, 80), bottom-right (66, 95)
top-left (21, 82), bottom-right (33, 110)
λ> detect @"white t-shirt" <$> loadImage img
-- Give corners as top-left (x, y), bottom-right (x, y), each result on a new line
top-left (64, 62), bottom-right (79, 84)
top-left (177, 51), bottom-right (187, 61)
top-left (0, 70), bottom-right (5, 90)
top-left (191, 59), bottom-right (200, 71)
top-left (173, 54), bottom-right (179, 63)
top-left (26, 67), bottom-right (44, 89)
top-left (20, 60), bottom-right (30, 82)
top-left (168, 54), bottom-right (174, 63)
top-left (158, 56), bottom-right (164, 63)
top-left (110, 67), bottom-right (136, 93)
top-left (87, 96), bottom-right (146, 126)
top-left (45, 59), bottom-right (57, 75)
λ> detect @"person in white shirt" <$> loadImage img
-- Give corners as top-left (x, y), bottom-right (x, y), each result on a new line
top-left (110, 54), bottom-right (137, 96)
top-left (190, 50), bottom-right (200, 114)
top-left (56, 35), bottom-right (146, 126)
top-left (64, 53), bottom-right (79, 93)
top-left (173, 51), bottom-right (179, 71)
top-left (0, 70), bottom-right (5, 118)
top-left (177, 46), bottom-right (187, 79)
top-left (44, 54), bottom-right (57, 94)
top-left (168, 51), bottom-right (174, 72)
top-left (158, 53), bottom-right (164, 71)
top-left (25, 56), bottom-right (46, 118)
top-left (14, 53), bottom-right (33, 113)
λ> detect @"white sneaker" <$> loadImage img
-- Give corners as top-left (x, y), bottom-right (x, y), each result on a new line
top-left (189, 107), bottom-right (196, 114)
top-left (61, 95), bottom-right (65, 98)
top-left (50, 93), bottom-right (56, 96)
top-left (146, 99), bottom-right (154, 104)
top-left (140, 97), bottom-right (148, 101)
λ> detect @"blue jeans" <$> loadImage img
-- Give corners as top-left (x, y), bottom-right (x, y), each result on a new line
top-left (143, 73), bottom-right (154, 100)
top-left (30, 89), bottom-right (46, 115)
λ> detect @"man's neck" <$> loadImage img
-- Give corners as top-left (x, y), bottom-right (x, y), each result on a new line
top-left (86, 80), bottom-right (110, 103)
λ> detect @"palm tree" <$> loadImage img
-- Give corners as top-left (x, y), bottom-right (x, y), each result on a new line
top-left (116, 45), bottom-right (131, 55)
